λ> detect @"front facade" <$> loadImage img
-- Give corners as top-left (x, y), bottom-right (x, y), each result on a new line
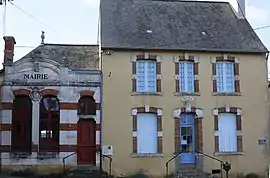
top-left (100, 0), bottom-right (269, 177)
top-left (0, 37), bottom-right (101, 171)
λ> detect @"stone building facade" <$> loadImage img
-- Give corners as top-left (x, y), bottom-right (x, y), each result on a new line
top-left (0, 36), bottom-right (101, 171)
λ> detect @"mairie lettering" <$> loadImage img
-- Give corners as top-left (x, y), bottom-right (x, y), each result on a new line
top-left (24, 74), bottom-right (49, 80)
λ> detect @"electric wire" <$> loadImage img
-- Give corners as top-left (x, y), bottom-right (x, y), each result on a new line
top-left (8, 1), bottom-right (56, 32)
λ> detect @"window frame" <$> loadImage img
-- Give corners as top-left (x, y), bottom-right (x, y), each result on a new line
top-left (215, 61), bottom-right (235, 93)
top-left (11, 95), bottom-right (33, 155)
top-left (39, 95), bottom-right (60, 155)
top-left (179, 61), bottom-right (195, 93)
top-left (136, 60), bottom-right (157, 93)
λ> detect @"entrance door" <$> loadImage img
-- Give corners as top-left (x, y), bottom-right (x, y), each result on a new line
top-left (77, 119), bottom-right (96, 164)
top-left (179, 114), bottom-right (195, 164)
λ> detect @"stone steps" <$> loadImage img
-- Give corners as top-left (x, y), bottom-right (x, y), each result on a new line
top-left (66, 165), bottom-right (113, 178)
top-left (174, 168), bottom-right (211, 178)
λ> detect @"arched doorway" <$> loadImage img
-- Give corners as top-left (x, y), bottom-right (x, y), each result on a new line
top-left (77, 96), bottom-right (96, 165)
top-left (11, 95), bottom-right (32, 154)
top-left (39, 95), bottom-right (60, 154)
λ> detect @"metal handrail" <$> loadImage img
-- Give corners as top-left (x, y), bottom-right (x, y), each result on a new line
top-left (97, 150), bottom-right (112, 175)
top-left (165, 151), bottom-right (182, 177)
top-left (62, 151), bottom-right (77, 173)
top-left (195, 150), bottom-right (224, 178)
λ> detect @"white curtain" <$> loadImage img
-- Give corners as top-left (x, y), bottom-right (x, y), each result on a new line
top-left (218, 113), bottom-right (237, 152)
top-left (137, 113), bottom-right (157, 153)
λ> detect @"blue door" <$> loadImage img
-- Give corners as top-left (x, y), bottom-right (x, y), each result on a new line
top-left (180, 114), bottom-right (195, 164)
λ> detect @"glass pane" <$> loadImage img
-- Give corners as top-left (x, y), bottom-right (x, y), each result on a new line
top-left (42, 96), bottom-right (59, 111)
top-left (137, 61), bottom-right (146, 91)
top-left (216, 62), bottom-right (224, 92)
top-left (146, 61), bottom-right (156, 92)
top-left (187, 127), bottom-right (193, 135)
top-left (225, 62), bottom-right (235, 92)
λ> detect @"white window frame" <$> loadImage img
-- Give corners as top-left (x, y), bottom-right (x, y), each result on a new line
top-left (179, 61), bottom-right (194, 92)
top-left (136, 60), bottom-right (157, 92)
top-left (216, 61), bottom-right (235, 93)
top-left (218, 113), bottom-right (237, 152)
top-left (137, 113), bottom-right (158, 154)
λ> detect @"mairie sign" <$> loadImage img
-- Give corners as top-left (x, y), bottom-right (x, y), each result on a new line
top-left (23, 73), bottom-right (49, 80)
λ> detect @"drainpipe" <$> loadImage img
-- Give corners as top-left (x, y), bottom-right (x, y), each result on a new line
top-left (99, 70), bottom-right (103, 176)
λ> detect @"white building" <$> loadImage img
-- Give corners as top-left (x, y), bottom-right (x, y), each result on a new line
top-left (0, 36), bottom-right (101, 170)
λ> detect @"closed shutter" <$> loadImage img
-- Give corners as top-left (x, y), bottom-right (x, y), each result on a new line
top-left (137, 113), bottom-right (157, 153)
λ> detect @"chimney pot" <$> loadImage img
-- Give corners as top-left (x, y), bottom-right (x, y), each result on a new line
top-left (3, 36), bottom-right (16, 65)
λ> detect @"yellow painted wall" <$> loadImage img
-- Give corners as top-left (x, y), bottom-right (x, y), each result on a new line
top-left (101, 51), bottom-right (269, 177)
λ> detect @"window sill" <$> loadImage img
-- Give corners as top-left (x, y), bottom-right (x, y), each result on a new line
top-left (214, 152), bottom-right (244, 156)
top-left (212, 92), bottom-right (241, 96)
top-left (131, 92), bottom-right (163, 96)
top-left (174, 92), bottom-right (201, 96)
top-left (131, 153), bottom-right (163, 158)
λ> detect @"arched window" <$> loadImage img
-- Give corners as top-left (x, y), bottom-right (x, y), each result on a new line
top-left (11, 95), bottom-right (32, 154)
top-left (78, 96), bottom-right (96, 115)
top-left (39, 95), bottom-right (60, 154)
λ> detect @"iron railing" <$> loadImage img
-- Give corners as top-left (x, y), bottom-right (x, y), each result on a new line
top-left (62, 151), bottom-right (77, 173)
top-left (97, 150), bottom-right (112, 175)
top-left (195, 150), bottom-right (224, 178)
top-left (62, 147), bottom-right (113, 176)
top-left (165, 151), bottom-right (182, 177)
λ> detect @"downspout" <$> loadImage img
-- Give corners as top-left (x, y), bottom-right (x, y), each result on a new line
top-left (266, 51), bottom-right (270, 178)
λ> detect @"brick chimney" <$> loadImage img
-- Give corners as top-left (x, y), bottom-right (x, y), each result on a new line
top-left (238, 0), bottom-right (246, 19)
top-left (3, 36), bottom-right (16, 65)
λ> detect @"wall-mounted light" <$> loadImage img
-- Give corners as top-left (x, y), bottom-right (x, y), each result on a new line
top-left (108, 72), bottom-right (112, 77)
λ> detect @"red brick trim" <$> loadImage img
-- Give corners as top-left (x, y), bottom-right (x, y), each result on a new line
top-left (79, 90), bottom-right (95, 97)
top-left (40, 89), bottom-right (59, 96)
top-left (131, 106), bottom-right (163, 154)
top-left (174, 107), bottom-right (203, 153)
top-left (60, 103), bottom-right (100, 110)
top-left (1, 102), bottom-right (12, 110)
top-left (13, 89), bottom-right (31, 96)
top-left (174, 53), bottom-right (199, 93)
top-left (131, 53), bottom-right (161, 93)
top-left (0, 145), bottom-right (101, 153)
top-left (213, 107), bottom-right (243, 152)
top-left (0, 123), bottom-right (101, 131)
top-left (212, 55), bottom-right (240, 93)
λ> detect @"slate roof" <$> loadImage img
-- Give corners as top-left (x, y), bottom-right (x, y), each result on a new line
top-left (101, 0), bottom-right (268, 53)
top-left (20, 44), bottom-right (99, 69)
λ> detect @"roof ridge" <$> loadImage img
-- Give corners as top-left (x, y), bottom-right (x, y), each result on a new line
top-left (44, 43), bottom-right (98, 46)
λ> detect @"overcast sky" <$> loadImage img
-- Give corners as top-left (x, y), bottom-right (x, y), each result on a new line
top-left (0, 0), bottom-right (269, 66)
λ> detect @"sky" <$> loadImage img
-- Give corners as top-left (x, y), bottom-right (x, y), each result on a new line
top-left (0, 0), bottom-right (269, 66)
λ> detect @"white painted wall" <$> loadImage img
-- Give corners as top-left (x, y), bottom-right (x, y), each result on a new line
top-left (0, 59), bottom-right (102, 166)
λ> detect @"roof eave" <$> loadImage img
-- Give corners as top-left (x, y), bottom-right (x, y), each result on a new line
top-left (101, 46), bottom-right (269, 54)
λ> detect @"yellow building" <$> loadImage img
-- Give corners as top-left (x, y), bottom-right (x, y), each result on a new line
top-left (100, 0), bottom-right (269, 177)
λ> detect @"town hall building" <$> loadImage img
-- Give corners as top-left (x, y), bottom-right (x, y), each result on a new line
top-left (0, 36), bottom-right (101, 171)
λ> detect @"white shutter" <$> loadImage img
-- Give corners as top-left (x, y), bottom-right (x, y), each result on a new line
top-left (218, 113), bottom-right (237, 152)
top-left (137, 113), bottom-right (157, 153)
